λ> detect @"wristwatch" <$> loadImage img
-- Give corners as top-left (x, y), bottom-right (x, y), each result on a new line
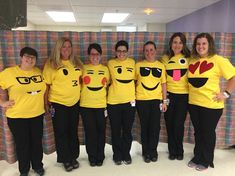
top-left (223, 91), bottom-right (230, 98)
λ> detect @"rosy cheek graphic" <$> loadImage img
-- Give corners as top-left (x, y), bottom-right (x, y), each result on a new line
top-left (83, 76), bottom-right (91, 85)
top-left (101, 77), bottom-right (107, 86)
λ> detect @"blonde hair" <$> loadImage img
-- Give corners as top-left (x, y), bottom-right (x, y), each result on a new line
top-left (49, 37), bottom-right (83, 69)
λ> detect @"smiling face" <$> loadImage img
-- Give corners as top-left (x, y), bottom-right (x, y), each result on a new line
top-left (171, 36), bottom-right (183, 55)
top-left (196, 37), bottom-right (209, 58)
top-left (89, 48), bottom-right (101, 65)
top-left (144, 44), bottom-right (156, 62)
top-left (20, 54), bottom-right (36, 70)
top-left (60, 41), bottom-right (72, 60)
top-left (116, 46), bottom-right (128, 61)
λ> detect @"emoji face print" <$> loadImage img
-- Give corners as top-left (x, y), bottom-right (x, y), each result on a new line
top-left (83, 69), bottom-right (107, 91)
top-left (114, 65), bottom-right (134, 83)
top-left (16, 75), bottom-right (43, 95)
top-left (140, 67), bottom-right (162, 91)
top-left (188, 60), bottom-right (214, 88)
top-left (59, 66), bottom-right (80, 87)
top-left (166, 57), bottom-right (187, 81)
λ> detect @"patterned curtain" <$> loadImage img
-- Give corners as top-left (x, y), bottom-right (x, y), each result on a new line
top-left (0, 31), bottom-right (235, 163)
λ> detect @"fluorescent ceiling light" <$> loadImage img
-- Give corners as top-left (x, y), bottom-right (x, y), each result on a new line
top-left (102, 13), bottom-right (129, 23)
top-left (46, 11), bottom-right (76, 22)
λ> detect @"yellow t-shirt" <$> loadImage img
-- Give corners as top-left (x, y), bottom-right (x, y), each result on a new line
top-left (0, 66), bottom-right (46, 118)
top-left (188, 55), bottom-right (235, 109)
top-left (107, 57), bottom-right (136, 104)
top-left (161, 54), bottom-right (189, 94)
top-left (43, 60), bottom-right (82, 106)
top-left (80, 64), bottom-right (110, 108)
top-left (136, 60), bottom-right (166, 100)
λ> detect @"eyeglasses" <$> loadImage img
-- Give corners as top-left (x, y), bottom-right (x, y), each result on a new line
top-left (16, 75), bottom-right (43, 84)
top-left (90, 53), bottom-right (100, 57)
top-left (116, 50), bottom-right (127, 54)
top-left (23, 54), bottom-right (36, 59)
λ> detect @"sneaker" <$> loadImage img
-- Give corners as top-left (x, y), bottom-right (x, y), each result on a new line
top-left (34, 168), bottom-right (45, 176)
top-left (196, 165), bottom-right (208, 171)
top-left (71, 159), bottom-right (79, 169)
top-left (123, 159), bottom-right (132, 165)
top-left (187, 161), bottom-right (197, 168)
top-left (63, 162), bottom-right (73, 172)
top-left (90, 162), bottom-right (96, 167)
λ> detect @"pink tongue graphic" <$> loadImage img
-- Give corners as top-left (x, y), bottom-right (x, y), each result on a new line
top-left (173, 70), bottom-right (181, 81)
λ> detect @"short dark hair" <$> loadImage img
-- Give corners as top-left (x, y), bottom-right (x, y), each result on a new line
top-left (143, 41), bottom-right (156, 51)
top-left (192, 33), bottom-right (216, 58)
top-left (20, 47), bottom-right (38, 59)
top-left (166, 32), bottom-right (190, 58)
top-left (88, 43), bottom-right (102, 55)
top-left (115, 40), bottom-right (129, 51)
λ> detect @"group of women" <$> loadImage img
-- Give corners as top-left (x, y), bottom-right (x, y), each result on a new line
top-left (0, 32), bottom-right (235, 176)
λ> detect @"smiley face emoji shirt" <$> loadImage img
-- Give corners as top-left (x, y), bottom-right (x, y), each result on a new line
top-left (188, 55), bottom-right (235, 109)
top-left (161, 54), bottom-right (189, 94)
top-left (107, 57), bottom-right (135, 104)
top-left (80, 64), bottom-right (110, 108)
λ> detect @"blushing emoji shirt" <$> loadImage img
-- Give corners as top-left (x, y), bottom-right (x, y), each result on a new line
top-left (188, 55), bottom-right (235, 109)
top-left (0, 66), bottom-right (46, 118)
top-left (107, 57), bottom-right (135, 104)
top-left (135, 60), bottom-right (166, 100)
top-left (161, 54), bottom-right (189, 94)
top-left (80, 64), bottom-right (110, 108)
top-left (43, 60), bottom-right (82, 106)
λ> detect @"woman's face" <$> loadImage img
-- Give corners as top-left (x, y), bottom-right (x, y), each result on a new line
top-left (89, 48), bottom-right (101, 65)
top-left (171, 36), bottom-right (183, 55)
top-left (20, 54), bottom-right (36, 70)
top-left (196, 37), bottom-right (209, 57)
top-left (60, 41), bottom-right (72, 60)
top-left (144, 44), bottom-right (156, 62)
top-left (116, 46), bottom-right (128, 60)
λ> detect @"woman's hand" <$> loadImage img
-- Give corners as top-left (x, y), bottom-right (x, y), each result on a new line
top-left (213, 92), bottom-right (228, 102)
top-left (0, 100), bottom-right (15, 109)
top-left (162, 103), bottom-right (167, 112)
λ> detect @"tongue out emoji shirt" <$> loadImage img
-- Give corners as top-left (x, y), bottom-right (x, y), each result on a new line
top-left (161, 54), bottom-right (189, 94)
top-left (188, 55), bottom-right (235, 109)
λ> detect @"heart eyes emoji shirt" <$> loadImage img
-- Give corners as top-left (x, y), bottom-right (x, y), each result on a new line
top-left (188, 55), bottom-right (235, 109)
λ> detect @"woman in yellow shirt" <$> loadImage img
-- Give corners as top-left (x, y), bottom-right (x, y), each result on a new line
top-left (187, 33), bottom-right (235, 171)
top-left (80, 43), bottom-right (109, 167)
top-left (0, 47), bottom-right (46, 176)
top-left (43, 37), bottom-right (83, 172)
top-left (107, 40), bottom-right (136, 165)
top-left (160, 33), bottom-right (190, 161)
top-left (136, 41), bottom-right (167, 163)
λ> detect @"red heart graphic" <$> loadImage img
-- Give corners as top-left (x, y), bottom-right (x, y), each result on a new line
top-left (189, 61), bottom-right (200, 74)
top-left (199, 61), bottom-right (214, 74)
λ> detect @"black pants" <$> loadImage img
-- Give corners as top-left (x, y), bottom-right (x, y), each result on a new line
top-left (51, 102), bottom-right (80, 163)
top-left (189, 104), bottom-right (223, 168)
top-left (164, 93), bottom-right (188, 156)
top-left (7, 115), bottom-right (44, 174)
top-left (80, 107), bottom-right (106, 163)
top-left (107, 103), bottom-right (135, 161)
top-left (136, 100), bottom-right (161, 158)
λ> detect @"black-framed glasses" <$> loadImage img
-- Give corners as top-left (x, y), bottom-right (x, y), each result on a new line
top-left (116, 50), bottom-right (128, 54)
top-left (16, 75), bottom-right (43, 84)
top-left (23, 54), bottom-right (36, 59)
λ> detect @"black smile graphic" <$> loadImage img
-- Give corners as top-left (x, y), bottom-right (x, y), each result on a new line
top-left (188, 78), bottom-right (208, 88)
top-left (166, 69), bottom-right (187, 77)
top-left (27, 90), bottom-right (41, 94)
top-left (141, 82), bottom-right (160, 91)
top-left (116, 79), bottom-right (133, 83)
top-left (87, 86), bottom-right (103, 91)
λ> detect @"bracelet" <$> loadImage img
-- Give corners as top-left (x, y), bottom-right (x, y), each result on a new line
top-left (163, 99), bottom-right (170, 105)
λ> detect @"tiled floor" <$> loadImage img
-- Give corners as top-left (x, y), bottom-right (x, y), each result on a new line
top-left (0, 142), bottom-right (234, 176)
